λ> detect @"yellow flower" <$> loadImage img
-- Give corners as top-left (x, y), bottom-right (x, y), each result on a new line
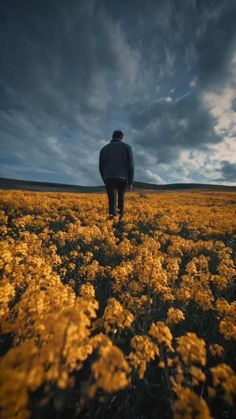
top-left (149, 321), bottom-right (174, 351)
top-left (176, 333), bottom-right (206, 366)
top-left (209, 344), bottom-right (224, 357)
top-left (167, 308), bottom-right (185, 324)
top-left (0, 281), bottom-right (15, 318)
top-left (189, 365), bottom-right (206, 386)
top-left (172, 386), bottom-right (211, 419)
top-left (128, 335), bottom-right (159, 378)
top-left (80, 283), bottom-right (95, 297)
top-left (216, 300), bottom-right (236, 340)
top-left (103, 298), bottom-right (134, 333)
top-left (90, 341), bottom-right (131, 395)
top-left (210, 363), bottom-right (236, 405)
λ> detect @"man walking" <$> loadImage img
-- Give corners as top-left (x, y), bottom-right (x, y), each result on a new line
top-left (99, 130), bottom-right (134, 220)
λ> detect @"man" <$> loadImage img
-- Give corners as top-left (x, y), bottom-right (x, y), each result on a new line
top-left (99, 130), bottom-right (134, 219)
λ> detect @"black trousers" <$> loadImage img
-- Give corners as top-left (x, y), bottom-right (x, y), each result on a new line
top-left (105, 178), bottom-right (128, 217)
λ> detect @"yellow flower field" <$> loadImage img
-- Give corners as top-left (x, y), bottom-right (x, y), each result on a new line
top-left (0, 189), bottom-right (235, 418)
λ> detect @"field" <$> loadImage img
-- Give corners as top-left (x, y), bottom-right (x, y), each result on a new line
top-left (0, 189), bottom-right (236, 419)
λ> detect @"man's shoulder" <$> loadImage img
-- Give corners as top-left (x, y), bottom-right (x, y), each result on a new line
top-left (100, 141), bottom-right (132, 151)
top-left (123, 142), bottom-right (133, 151)
top-left (100, 143), bottom-right (109, 152)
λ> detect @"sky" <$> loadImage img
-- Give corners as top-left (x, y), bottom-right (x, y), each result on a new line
top-left (0, 0), bottom-right (236, 186)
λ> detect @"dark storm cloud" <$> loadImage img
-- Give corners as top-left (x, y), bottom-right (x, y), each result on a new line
top-left (216, 161), bottom-right (236, 182)
top-left (0, 0), bottom-right (236, 185)
top-left (129, 92), bottom-right (221, 163)
top-left (155, 0), bottom-right (236, 89)
top-left (0, 0), bottom-right (139, 124)
top-left (194, 0), bottom-right (236, 88)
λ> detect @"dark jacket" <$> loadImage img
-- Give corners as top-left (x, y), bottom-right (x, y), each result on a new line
top-left (99, 139), bottom-right (134, 185)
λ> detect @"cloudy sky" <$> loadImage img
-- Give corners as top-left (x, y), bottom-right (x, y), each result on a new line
top-left (0, 0), bottom-right (236, 185)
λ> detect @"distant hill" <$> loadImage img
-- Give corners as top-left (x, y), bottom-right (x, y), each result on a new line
top-left (0, 177), bottom-right (235, 193)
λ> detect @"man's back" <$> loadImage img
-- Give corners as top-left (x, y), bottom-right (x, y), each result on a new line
top-left (99, 138), bottom-right (134, 185)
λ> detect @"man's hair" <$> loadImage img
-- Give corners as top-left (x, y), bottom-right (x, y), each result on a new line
top-left (112, 130), bottom-right (124, 139)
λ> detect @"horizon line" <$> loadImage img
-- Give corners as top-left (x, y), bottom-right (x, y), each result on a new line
top-left (0, 176), bottom-right (235, 189)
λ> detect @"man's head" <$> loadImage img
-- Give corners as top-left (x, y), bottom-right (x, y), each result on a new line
top-left (112, 130), bottom-right (124, 140)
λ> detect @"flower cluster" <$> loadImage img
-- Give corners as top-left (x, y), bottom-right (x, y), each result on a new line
top-left (88, 334), bottom-right (131, 397)
top-left (103, 298), bottom-right (134, 333)
top-left (149, 321), bottom-right (174, 352)
top-left (167, 308), bottom-right (185, 325)
top-left (209, 363), bottom-right (236, 405)
top-left (172, 385), bottom-right (211, 419)
top-left (128, 335), bottom-right (159, 378)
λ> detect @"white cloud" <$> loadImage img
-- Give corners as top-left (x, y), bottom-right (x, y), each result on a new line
top-left (202, 86), bottom-right (236, 136)
top-left (189, 77), bottom-right (197, 88)
top-left (178, 118), bottom-right (189, 129)
top-left (175, 91), bottom-right (191, 102)
top-left (145, 169), bottom-right (165, 184)
top-left (170, 137), bottom-right (236, 185)
top-left (206, 137), bottom-right (236, 164)
top-left (202, 52), bottom-right (236, 137)
top-left (47, 136), bottom-right (67, 160)
top-left (154, 96), bottom-right (173, 103)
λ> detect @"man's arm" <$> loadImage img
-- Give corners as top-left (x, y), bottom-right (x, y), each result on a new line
top-left (99, 149), bottom-right (105, 183)
top-left (127, 145), bottom-right (134, 186)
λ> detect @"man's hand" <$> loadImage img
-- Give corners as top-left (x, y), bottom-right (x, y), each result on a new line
top-left (128, 184), bottom-right (133, 191)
